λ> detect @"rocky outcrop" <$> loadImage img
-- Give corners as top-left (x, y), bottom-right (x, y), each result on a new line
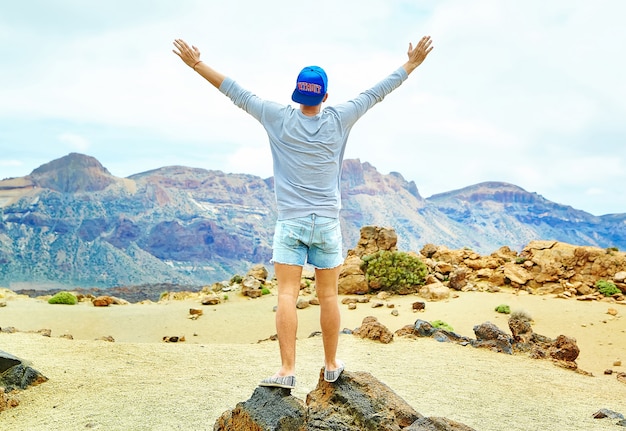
top-left (214, 369), bottom-right (475, 430)
top-left (339, 226), bottom-right (626, 303)
top-left (398, 317), bottom-right (584, 372)
top-left (422, 240), bottom-right (626, 299)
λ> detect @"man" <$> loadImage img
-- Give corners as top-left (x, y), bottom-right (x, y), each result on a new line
top-left (173, 35), bottom-right (433, 389)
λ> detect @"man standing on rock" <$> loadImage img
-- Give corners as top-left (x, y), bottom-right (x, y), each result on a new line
top-left (173, 35), bottom-right (433, 389)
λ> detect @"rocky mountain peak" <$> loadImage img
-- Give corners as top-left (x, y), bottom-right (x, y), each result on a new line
top-left (428, 181), bottom-right (542, 204)
top-left (29, 152), bottom-right (116, 193)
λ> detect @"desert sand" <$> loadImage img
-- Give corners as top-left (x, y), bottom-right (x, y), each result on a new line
top-left (1, 288), bottom-right (625, 431)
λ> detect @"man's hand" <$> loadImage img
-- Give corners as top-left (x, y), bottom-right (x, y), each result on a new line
top-left (172, 38), bottom-right (226, 89)
top-left (403, 36), bottom-right (434, 75)
top-left (172, 39), bottom-right (201, 69)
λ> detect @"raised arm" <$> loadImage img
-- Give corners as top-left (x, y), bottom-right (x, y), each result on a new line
top-left (172, 39), bottom-right (226, 89)
top-left (402, 36), bottom-right (434, 75)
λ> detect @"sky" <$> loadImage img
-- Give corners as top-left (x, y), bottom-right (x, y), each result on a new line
top-left (1, 1), bottom-right (625, 216)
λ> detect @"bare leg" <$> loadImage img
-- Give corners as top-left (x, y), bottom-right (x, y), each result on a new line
top-left (315, 265), bottom-right (343, 371)
top-left (273, 263), bottom-right (303, 377)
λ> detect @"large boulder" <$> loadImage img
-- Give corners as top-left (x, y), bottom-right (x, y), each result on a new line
top-left (214, 369), bottom-right (476, 431)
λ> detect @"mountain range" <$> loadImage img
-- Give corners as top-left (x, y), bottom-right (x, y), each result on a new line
top-left (1, 152), bottom-right (625, 289)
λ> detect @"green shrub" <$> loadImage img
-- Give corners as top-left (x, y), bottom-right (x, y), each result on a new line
top-left (261, 287), bottom-right (271, 295)
top-left (596, 280), bottom-right (620, 297)
top-left (48, 291), bottom-right (78, 305)
top-left (606, 247), bottom-right (619, 254)
top-left (230, 274), bottom-right (243, 284)
top-left (495, 304), bottom-right (511, 314)
top-left (431, 320), bottom-right (454, 332)
top-left (515, 257), bottom-right (527, 264)
top-left (361, 250), bottom-right (427, 292)
top-left (223, 294), bottom-right (229, 301)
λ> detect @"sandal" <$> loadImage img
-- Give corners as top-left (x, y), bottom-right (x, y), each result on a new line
top-left (259, 375), bottom-right (296, 389)
top-left (324, 360), bottom-right (345, 383)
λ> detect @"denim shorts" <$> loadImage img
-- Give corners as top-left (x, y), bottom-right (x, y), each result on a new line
top-left (271, 214), bottom-right (343, 269)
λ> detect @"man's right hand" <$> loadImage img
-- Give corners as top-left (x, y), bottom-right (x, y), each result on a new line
top-left (403, 36), bottom-right (434, 75)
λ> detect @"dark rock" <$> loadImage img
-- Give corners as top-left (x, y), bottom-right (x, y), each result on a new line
top-left (413, 320), bottom-right (437, 337)
top-left (214, 386), bottom-right (306, 430)
top-left (549, 335), bottom-right (580, 362)
top-left (0, 350), bottom-right (48, 391)
top-left (215, 370), bottom-right (475, 431)
top-left (412, 301), bottom-right (426, 311)
top-left (448, 268), bottom-right (468, 291)
top-left (471, 322), bottom-right (514, 354)
top-left (306, 370), bottom-right (422, 430)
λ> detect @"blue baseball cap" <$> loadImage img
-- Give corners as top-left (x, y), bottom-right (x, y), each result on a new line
top-left (291, 66), bottom-right (328, 106)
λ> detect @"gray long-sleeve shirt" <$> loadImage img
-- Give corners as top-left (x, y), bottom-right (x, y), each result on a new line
top-left (219, 67), bottom-right (408, 220)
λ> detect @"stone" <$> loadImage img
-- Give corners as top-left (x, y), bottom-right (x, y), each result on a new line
top-left (448, 268), bottom-right (468, 291)
top-left (92, 296), bottom-right (114, 307)
top-left (472, 322), bottom-right (514, 354)
top-left (549, 335), bottom-right (579, 362)
top-left (614, 271), bottom-right (626, 283)
top-left (189, 308), bottom-right (203, 316)
top-left (0, 388), bottom-right (20, 412)
top-left (607, 308), bottom-right (618, 316)
top-left (418, 282), bottom-right (450, 301)
top-left (508, 316), bottom-right (533, 344)
top-left (296, 299), bottom-right (310, 309)
top-left (214, 386), bottom-right (306, 430)
top-left (406, 416), bottom-right (477, 430)
top-left (242, 276), bottom-right (263, 298)
top-left (412, 301), bottom-right (426, 311)
top-left (201, 294), bottom-right (221, 305)
top-left (593, 408), bottom-right (624, 419)
top-left (246, 264), bottom-right (269, 282)
top-left (306, 370), bottom-right (422, 430)
top-left (0, 350), bottom-right (48, 392)
top-left (215, 369), bottom-right (475, 431)
top-left (353, 316), bottom-right (394, 344)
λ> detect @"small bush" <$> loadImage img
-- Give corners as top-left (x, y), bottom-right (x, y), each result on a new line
top-left (596, 280), bottom-right (620, 297)
top-left (361, 250), bottom-right (428, 293)
top-left (431, 320), bottom-right (454, 332)
top-left (223, 294), bottom-right (229, 301)
top-left (510, 310), bottom-right (532, 322)
top-left (261, 287), bottom-right (271, 295)
top-left (230, 274), bottom-right (243, 284)
top-left (515, 257), bottom-right (527, 264)
top-left (495, 304), bottom-right (511, 314)
top-left (48, 291), bottom-right (78, 305)
top-left (606, 246), bottom-right (619, 254)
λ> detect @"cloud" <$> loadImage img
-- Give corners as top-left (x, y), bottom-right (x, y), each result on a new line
top-left (1, 0), bottom-right (625, 215)
top-left (58, 133), bottom-right (91, 152)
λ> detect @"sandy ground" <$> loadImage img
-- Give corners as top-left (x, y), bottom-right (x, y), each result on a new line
top-left (1, 288), bottom-right (625, 431)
